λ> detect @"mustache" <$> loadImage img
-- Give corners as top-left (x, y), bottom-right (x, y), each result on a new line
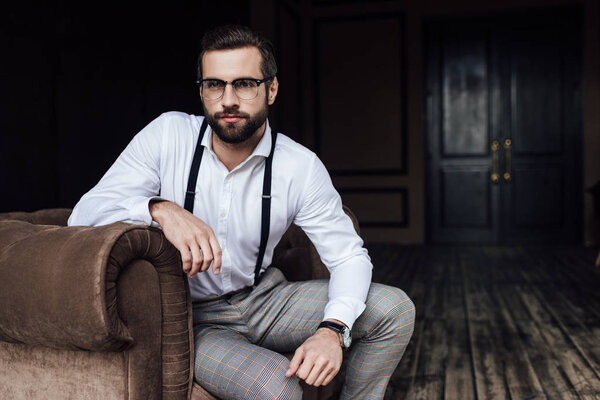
top-left (215, 109), bottom-right (250, 118)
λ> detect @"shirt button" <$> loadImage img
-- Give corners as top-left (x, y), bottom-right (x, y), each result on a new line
top-left (220, 212), bottom-right (226, 218)
top-left (223, 272), bottom-right (230, 278)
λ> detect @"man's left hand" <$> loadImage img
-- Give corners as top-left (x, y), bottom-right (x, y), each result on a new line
top-left (285, 320), bottom-right (344, 386)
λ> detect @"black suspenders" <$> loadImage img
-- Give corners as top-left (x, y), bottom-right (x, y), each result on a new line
top-left (184, 119), bottom-right (208, 212)
top-left (254, 130), bottom-right (277, 284)
top-left (184, 118), bottom-right (278, 286)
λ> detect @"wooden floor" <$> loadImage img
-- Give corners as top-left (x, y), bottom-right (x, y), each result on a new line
top-left (364, 244), bottom-right (600, 400)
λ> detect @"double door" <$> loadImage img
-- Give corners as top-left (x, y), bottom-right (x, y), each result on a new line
top-left (426, 8), bottom-right (582, 244)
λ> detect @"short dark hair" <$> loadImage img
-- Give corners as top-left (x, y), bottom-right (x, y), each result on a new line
top-left (197, 25), bottom-right (277, 81)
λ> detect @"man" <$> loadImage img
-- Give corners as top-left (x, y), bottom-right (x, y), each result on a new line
top-left (69, 25), bottom-right (415, 400)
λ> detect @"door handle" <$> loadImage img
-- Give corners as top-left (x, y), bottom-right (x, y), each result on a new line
top-left (504, 139), bottom-right (512, 181)
top-left (491, 140), bottom-right (500, 183)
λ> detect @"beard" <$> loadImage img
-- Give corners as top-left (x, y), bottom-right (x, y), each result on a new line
top-left (203, 101), bottom-right (269, 144)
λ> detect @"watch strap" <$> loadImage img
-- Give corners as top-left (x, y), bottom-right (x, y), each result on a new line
top-left (317, 321), bottom-right (345, 333)
top-left (318, 321), bottom-right (351, 349)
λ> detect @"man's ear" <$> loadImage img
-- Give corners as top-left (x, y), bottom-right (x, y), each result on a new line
top-left (267, 76), bottom-right (279, 106)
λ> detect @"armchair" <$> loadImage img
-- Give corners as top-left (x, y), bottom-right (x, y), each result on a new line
top-left (0, 207), bottom-right (357, 399)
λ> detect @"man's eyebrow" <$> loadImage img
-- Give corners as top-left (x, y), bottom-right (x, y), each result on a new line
top-left (202, 76), bottom-right (263, 81)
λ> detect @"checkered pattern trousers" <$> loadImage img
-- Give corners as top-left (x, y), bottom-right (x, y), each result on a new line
top-left (192, 267), bottom-right (415, 400)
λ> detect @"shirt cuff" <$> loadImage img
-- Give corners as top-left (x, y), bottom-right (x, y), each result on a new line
top-left (323, 297), bottom-right (366, 330)
top-left (147, 196), bottom-right (167, 227)
top-left (124, 196), bottom-right (165, 226)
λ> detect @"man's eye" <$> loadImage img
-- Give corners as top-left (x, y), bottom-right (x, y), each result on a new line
top-left (205, 80), bottom-right (223, 89)
top-left (235, 80), bottom-right (255, 89)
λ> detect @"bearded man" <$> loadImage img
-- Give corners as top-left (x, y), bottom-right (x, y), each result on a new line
top-left (69, 24), bottom-right (415, 400)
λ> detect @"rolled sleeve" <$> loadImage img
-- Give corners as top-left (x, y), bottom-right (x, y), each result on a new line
top-left (116, 195), bottom-right (165, 226)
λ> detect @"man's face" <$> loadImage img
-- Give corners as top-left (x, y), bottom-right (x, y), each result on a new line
top-left (200, 47), bottom-right (278, 144)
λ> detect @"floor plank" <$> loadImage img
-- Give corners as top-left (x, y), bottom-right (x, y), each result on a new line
top-left (461, 247), bottom-right (510, 400)
top-left (444, 249), bottom-right (476, 400)
top-left (366, 244), bottom-right (600, 400)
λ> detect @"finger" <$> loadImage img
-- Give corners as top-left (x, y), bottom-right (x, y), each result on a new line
top-left (295, 353), bottom-right (315, 381)
top-left (188, 243), bottom-right (203, 278)
top-left (286, 348), bottom-right (304, 378)
top-left (321, 367), bottom-right (339, 387)
top-left (304, 359), bottom-right (325, 385)
top-left (198, 237), bottom-right (213, 272)
top-left (314, 364), bottom-right (336, 387)
top-left (209, 235), bottom-right (222, 274)
top-left (178, 245), bottom-right (192, 274)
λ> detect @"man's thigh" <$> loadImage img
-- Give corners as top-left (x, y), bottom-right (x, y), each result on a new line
top-left (245, 272), bottom-right (330, 353)
top-left (253, 276), bottom-right (415, 399)
top-left (193, 326), bottom-right (302, 400)
top-left (249, 271), bottom-right (414, 353)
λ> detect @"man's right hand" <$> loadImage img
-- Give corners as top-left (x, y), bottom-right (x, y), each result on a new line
top-left (149, 200), bottom-right (222, 278)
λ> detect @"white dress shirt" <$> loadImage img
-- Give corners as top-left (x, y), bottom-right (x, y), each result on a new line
top-left (68, 111), bottom-right (372, 329)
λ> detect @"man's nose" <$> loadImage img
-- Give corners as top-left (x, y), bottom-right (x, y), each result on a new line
top-left (221, 83), bottom-right (239, 108)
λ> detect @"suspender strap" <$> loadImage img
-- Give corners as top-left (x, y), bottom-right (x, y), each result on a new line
top-left (254, 132), bottom-right (278, 285)
top-left (184, 119), bottom-right (277, 287)
top-left (184, 118), bottom-right (208, 213)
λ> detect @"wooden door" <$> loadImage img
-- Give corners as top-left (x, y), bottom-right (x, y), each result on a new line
top-left (426, 8), bottom-right (582, 244)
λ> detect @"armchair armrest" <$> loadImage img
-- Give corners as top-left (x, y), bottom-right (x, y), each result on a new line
top-left (0, 220), bottom-right (182, 352)
top-left (0, 208), bottom-right (72, 226)
top-left (0, 216), bottom-right (194, 399)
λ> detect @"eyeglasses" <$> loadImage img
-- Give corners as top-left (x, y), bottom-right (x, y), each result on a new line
top-left (196, 77), bottom-right (273, 101)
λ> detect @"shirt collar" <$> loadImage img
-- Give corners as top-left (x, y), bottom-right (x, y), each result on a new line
top-left (201, 119), bottom-right (273, 159)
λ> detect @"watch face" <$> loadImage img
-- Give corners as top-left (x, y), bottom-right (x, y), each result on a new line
top-left (341, 328), bottom-right (352, 348)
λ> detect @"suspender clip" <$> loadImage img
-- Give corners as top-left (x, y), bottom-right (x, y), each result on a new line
top-left (261, 195), bottom-right (271, 199)
top-left (186, 190), bottom-right (195, 195)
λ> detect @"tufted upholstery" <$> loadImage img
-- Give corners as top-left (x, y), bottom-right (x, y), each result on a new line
top-left (0, 207), bottom-right (358, 399)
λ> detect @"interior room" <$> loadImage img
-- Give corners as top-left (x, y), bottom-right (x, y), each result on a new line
top-left (1, 0), bottom-right (599, 398)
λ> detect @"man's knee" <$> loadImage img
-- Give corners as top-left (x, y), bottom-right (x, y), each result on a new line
top-left (364, 284), bottom-right (416, 343)
top-left (193, 341), bottom-right (303, 400)
top-left (234, 364), bottom-right (303, 400)
top-left (194, 372), bottom-right (302, 400)
top-left (256, 365), bottom-right (303, 400)
top-left (193, 327), bottom-right (303, 400)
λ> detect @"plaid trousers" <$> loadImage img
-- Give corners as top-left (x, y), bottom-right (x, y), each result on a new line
top-left (192, 267), bottom-right (415, 400)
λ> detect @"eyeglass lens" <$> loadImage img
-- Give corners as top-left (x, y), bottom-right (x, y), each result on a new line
top-left (202, 79), bottom-right (260, 100)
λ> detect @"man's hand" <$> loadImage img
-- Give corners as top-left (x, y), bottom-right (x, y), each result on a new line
top-left (285, 320), bottom-right (344, 387)
top-left (149, 200), bottom-right (222, 278)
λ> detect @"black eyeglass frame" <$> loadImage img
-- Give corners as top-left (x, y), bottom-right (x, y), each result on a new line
top-left (196, 76), bottom-right (274, 100)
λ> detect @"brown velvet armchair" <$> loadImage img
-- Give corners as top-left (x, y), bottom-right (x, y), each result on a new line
top-left (0, 207), bottom-right (357, 400)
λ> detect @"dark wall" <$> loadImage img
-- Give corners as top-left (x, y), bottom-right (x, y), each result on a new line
top-left (0, 2), bottom-right (249, 212)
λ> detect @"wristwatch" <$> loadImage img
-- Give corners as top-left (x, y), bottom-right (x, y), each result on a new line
top-left (318, 321), bottom-right (352, 349)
